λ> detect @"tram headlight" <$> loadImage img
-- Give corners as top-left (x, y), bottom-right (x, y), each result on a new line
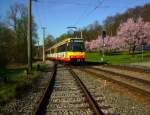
top-left (70, 56), bottom-right (76, 58)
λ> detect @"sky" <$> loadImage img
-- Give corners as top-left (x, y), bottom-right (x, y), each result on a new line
top-left (0, 0), bottom-right (150, 44)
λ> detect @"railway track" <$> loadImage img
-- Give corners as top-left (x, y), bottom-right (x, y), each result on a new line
top-left (33, 63), bottom-right (57, 115)
top-left (33, 64), bottom-right (113, 115)
top-left (0, 63), bottom-right (55, 115)
top-left (89, 66), bottom-right (150, 85)
top-left (72, 68), bottom-right (150, 114)
top-left (32, 63), bottom-right (150, 115)
top-left (104, 64), bottom-right (150, 74)
top-left (1, 62), bottom-right (149, 114)
top-left (76, 66), bottom-right (150, 96)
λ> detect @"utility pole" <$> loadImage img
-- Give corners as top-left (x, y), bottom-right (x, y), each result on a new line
top-left (81, 31), bottom-right (83, 39)
top-left (101, 30), bottom-right (106, 62)
top-left (141, 44), bottom-right (143, 61)
top-left (27, 0), bottom-right (32, 72)
top-left (42, 27), bottom-right (46, 62)
top-left (37, 40), bottom-right (40, 57)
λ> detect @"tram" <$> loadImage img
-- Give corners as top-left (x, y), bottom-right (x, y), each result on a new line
top-left (46, 38), bottom-right (85, 63)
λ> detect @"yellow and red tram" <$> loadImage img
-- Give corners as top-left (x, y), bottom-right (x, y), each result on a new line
top-left (46, 38), bottom-right (85, 63)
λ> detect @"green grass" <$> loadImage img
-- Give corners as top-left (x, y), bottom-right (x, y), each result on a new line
top-left (0, 85), bottom-right (16, 103)
top-left (0, 63), bottom-right (47, 103)
top-left (85, 51), bottom-right (150, 65)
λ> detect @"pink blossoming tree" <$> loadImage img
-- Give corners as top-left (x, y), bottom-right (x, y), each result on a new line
top-left (85, 17), bottom-right (150, 55)
top-left (117, 17), bottom-right (150, 54)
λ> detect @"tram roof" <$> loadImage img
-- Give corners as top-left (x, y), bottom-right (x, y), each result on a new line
top-left (46, 37), bottom-right (83, 51)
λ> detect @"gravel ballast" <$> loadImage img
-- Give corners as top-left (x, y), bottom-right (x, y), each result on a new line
top-left (74, 69), bottom-right (150, 115)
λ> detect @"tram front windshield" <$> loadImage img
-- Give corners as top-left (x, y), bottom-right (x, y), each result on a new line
top-left (70, 39), bottom-right (84, 52)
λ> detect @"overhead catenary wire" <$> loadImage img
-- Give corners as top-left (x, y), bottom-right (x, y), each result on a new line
top-left (73, 0), bottom-right (105, 26)
top-left (40, 0), bottom-right (93, 7)
top-left (34, 0), bottom-right (91, 27)
top-left (35, 0), bottom-right (106, 27)
top-left (85, 0), bottom-right (105, 17)
top-left (73, 0), bottom-right (92, 26)
top-left (33, 0), bottom-right (108, 39)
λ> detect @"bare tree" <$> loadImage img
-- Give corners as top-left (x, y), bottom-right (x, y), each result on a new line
top-left (6, 3), bottom-right (38, 63)
top-left (44, 35), bottom-right (55, 49)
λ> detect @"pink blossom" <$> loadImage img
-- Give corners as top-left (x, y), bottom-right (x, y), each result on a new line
top-left (85, 17), bottom-right (150, 53)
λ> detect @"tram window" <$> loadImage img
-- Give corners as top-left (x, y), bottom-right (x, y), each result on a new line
top-left (70, 42), bottom-right (84, 52)
top-left (57, 46), bottom-right (61, 52)
top-left (58, 43), bottom-right (67, 52)
top-left (67, 42), bottom-right (71, 51)
top-left (46, 51), bottom-right (50, 54)
top-left (51, 49), bottom-right (54, 53)
top-left (54, 48), bottom-right (57, 53)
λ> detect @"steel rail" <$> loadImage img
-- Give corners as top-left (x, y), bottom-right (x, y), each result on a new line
top-left (32, 63), bottom-right (57, 115)
top-left (82, 69), bottom-right (150, 97)
top-left (105, 65), bottom-right (150, 74)
top-left (69, 69), bottom-right (104, 115)
top-left (88, 67), bottom-right (150, 86)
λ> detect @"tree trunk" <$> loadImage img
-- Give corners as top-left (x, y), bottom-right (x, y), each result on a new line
top-left (131, 46), bottom-right (136, 56)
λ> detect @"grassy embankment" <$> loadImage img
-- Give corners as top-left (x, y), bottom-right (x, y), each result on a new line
top-left (85, 51), bottom-right (150, 65)
top-left (0, 63), bottom-right (47, 103)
